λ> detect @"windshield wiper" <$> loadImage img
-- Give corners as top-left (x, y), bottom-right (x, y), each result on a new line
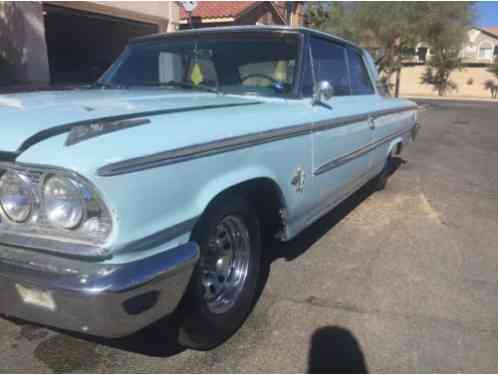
top-left (140, 80), bottom-right (221, 95)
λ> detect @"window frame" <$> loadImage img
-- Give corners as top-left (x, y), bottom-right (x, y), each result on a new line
top-left (101, 30), bottom-right (305, 99)
top-left (307, 34), bottom-right (353, 97)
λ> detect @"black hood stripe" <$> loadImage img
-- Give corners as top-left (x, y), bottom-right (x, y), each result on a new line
top-left (18, 101), bottom-right (261, 153)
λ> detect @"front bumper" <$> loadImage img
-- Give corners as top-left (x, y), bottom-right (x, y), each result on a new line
top-left (0, 241), bottom-right (199, 338)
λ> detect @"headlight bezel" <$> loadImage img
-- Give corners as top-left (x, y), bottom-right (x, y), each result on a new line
top-left (0, 170), bottom-right (35, 223)
top-left (0, 163), bottom-right (113, 257)
top-left (42, 174), bottom-right (86, 230)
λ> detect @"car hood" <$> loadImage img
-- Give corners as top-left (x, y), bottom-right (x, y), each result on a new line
top-left (0, 89), bottom-right (261, 153)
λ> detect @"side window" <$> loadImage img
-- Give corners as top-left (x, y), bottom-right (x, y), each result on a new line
top-left (310, 37), bottom-right (351, 96)
top-left (347, 49), bottom-right (375, 95)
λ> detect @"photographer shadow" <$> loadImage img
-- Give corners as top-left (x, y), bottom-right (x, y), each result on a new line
top-left (308, 326), bottom-right (368, 374)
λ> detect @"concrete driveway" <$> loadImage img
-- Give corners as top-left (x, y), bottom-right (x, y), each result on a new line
top-left (1, 99), bottom-right (498, 373)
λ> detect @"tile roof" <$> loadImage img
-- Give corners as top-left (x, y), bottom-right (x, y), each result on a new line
top-left (482, 27), bottom-right (498, 38)
top-left (179, 1), bottom-right (258, 20)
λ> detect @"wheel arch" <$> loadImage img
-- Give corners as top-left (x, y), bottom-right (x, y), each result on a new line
top-left (387, 137), bottom-right (404, 156)
top-left (193, 172), bottom-right (288, 245)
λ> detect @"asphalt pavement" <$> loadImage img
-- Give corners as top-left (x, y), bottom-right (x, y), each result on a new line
top-left (1, 99), bottom-right (498, 372)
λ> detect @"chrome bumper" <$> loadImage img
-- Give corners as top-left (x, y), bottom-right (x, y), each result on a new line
top-left (0, 241), bottom-right (199, 338)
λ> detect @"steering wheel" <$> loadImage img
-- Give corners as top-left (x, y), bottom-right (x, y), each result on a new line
top-left (241, 73), bottom-right (280, 85)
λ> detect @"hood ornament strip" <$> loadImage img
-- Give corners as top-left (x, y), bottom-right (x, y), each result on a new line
top-left (65, 118), bottom-right (151, 146)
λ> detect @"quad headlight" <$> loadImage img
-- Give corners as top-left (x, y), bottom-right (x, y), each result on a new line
top-left (43, 175), bottom-right (84, 229)
top-left (0, 171), bottom-right (33, 223)
top-left (0, 165), bottom-right (113, 252)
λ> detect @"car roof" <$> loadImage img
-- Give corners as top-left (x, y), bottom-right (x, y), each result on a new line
top-left (130, 25), bottom-right (362, 51)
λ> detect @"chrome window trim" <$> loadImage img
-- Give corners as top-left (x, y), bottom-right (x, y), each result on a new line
top-left (98, 106), bottom-right (417, 177)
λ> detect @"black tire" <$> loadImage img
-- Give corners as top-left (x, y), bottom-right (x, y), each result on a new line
top-left (178, 193), bottom-right (262, 350)
top-left (372, 153), bottom-right (392, 191)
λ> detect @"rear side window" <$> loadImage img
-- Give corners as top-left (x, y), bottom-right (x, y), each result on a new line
top-left (347, 49), bottom-right (375, 95)
top-left (310, 37), bottom-right (351, 96)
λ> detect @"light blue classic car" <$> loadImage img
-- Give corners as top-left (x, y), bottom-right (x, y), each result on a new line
top-left (0, 26), bottom-right (419, 349)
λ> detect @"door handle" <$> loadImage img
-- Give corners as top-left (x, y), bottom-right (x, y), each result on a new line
top-left (368, 116), bottom-right (375, 130)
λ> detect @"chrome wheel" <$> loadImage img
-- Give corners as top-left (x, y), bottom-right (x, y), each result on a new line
top-left (200, 215), bottom-right (251, 314)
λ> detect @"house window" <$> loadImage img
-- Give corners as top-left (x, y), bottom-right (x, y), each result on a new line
top-left (479, 42), bottom-right (493, 60)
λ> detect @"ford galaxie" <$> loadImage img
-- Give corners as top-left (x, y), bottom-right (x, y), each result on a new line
top-left (0, 26), bottom-right (419, 349)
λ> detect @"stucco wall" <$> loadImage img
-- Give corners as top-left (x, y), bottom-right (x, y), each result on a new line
top-left (0, 2), bottom-right (50, 84)
top-left (396, 65), bottom-right (498, 99)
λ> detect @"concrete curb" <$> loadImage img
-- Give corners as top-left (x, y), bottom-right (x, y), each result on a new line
top-left (403, 95), bottom-right (498, 103)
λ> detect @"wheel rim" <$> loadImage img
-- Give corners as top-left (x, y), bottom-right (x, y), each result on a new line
top-left (199, 214), bottom-right (251, 314)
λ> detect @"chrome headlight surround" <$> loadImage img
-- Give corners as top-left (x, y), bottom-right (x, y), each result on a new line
top-left (0, 164), bottom-right (113, 256)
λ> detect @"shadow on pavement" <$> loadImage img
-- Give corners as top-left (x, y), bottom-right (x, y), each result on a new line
top-left (308, 326), bottom-right (368, 373)
top-left (94, 313), bottom-right (186, 357)
top-left (4, 313), bottom-right (186, 358)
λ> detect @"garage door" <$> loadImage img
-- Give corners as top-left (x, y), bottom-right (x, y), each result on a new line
top-left (43, 4), bottom-right (158, 84)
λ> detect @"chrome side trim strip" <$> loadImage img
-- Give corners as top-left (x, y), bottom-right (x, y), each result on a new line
top-left (314, 126), bottom-right (412, 176)
top-left (314, 113), bottom-right (369, 132)
top-left (98, 122), bottom-right (312, 176)
top-left (98, 106), bottom-right (417, 177)
top-left (371, 106), bottom-right (416, 119)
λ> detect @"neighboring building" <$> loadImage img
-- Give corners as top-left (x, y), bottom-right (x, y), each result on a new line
top-left (403, 27), bottom-right (498, 65)
top-left (460, 27), bottom-right (498, 64)
top-left (179, 1), bottom-right (304, 29)
top-left (0, 1), bottom-right (180, 86)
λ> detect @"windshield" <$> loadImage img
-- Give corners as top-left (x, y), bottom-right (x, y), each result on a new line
top-left (99, 33), bottom-right (300, 98)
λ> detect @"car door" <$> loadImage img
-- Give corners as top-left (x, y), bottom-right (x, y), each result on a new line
top-left (346, 47), bottom-right (384, 170)
top-left (308, 36), bottom-right (376, 219)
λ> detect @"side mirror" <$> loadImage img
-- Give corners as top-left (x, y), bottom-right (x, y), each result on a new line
top-left (312, 80), bottom-right (334, 105)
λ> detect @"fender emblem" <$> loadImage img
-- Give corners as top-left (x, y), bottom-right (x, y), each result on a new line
top-left (291, 167), bottom-right (306, 193)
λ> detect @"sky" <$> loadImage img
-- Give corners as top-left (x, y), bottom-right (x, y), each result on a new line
top-left (475, 1), bottom-right (498, 27)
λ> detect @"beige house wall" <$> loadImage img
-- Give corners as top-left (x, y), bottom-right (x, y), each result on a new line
top-left (396, 65), bottom-right (498, 99)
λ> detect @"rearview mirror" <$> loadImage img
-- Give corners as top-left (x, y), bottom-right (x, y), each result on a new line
top-left (313, 80), bottom-right (334, 105)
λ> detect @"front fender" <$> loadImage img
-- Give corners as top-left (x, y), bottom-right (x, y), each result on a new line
top-left (194, 165), bottom-right (283, 213)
